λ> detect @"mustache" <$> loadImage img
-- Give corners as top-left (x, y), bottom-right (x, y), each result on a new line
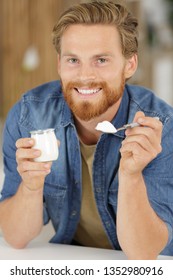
top-left (61, 81), bottom-right (108, 90)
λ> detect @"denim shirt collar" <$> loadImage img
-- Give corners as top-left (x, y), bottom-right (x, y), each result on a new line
top-left (59, 85), bottom-right (74, 127)
top-left (60, 98), bottom-right (74, 127)
top-left (111, 86), bottom-right (129, 136)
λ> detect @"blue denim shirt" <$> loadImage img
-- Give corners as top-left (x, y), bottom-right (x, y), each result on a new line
top-left (1, 80), bottom-right (173, 255)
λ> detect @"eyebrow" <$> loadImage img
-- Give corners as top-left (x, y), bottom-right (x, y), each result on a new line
top-left (93, 53), bottom-right (114, 58)
top-left (61, 53), bottom-right (114, 58)
top-left (62, 53), bottom-right (78, 57)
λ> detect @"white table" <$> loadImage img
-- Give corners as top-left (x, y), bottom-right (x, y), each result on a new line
top-left (0, 236), bottom-right (173, 260)
top-left (0, 238), bottom-right (128, 260)
top-left (0, 222), bottom-right (172, 260)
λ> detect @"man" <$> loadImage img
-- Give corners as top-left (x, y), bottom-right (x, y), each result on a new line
top-left (0, 1), bottom-right (173, 260)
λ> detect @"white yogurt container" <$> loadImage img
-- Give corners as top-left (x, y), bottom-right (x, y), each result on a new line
top-left (30, 128), bottom-right (59, 162)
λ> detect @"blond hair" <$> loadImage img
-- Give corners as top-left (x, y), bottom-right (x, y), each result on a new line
top-left (52, 1), bottom-right (138, 58)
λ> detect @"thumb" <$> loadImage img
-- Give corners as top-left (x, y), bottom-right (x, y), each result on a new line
top-left (133, 111), bottom-right (145, 123)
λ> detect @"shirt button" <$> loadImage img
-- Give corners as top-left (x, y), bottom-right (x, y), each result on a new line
top-left (96, 187), bottom-right (101, 193)
top-left (71, 210), bottom-right (77, 216)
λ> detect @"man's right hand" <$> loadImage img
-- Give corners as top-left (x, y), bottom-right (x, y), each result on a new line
top-left (16, 138), bottom-right (52, 191)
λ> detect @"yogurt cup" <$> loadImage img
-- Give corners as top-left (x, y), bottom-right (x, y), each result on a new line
top-left (30, 128), bottom-right (59, 162)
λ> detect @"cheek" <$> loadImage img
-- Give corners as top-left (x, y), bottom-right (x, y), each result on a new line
top-left (102, 73), bottom-right (120, 84)
top-left (59, 66), bottom-right (79, 81)
top-left (99, 65), bottom-right (123, 79)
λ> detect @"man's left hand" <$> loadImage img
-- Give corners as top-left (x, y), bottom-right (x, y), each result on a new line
top-left (119, 111), bottom-right (162, 175)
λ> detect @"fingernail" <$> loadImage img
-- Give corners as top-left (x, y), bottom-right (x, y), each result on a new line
top-left (138, 118), bottom-right (145, 123)
top-left (28, 139), bottom-right (34, 145)
top-left (44, 163), bottom-right (50, 169)
top-left (34, 150), bottom-right (41, 156)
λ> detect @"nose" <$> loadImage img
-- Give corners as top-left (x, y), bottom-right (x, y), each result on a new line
top-left (78, 63), bottom-right (96, 82)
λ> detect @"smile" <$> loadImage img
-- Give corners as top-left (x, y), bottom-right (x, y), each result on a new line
top-left (75, 88), bottom-right (101, 95)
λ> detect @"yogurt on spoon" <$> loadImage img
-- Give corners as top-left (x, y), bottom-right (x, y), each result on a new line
top-left (95, 121), bottom-right (117, 134)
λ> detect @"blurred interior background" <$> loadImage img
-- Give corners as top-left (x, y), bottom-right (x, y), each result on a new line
top-left (0, 0), bottom-right (173, 189)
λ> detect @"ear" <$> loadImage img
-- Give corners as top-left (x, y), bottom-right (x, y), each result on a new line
top-left (124, 54), bottom-right (138, 79)
top-left (57, 54), bottom-right (61, 75)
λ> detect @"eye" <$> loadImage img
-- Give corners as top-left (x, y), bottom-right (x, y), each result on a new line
top-left (97, 58), bottom-right (107, 64)
top-left (68, 58), bottom-right (79, 64)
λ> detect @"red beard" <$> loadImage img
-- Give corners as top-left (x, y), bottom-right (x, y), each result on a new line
top-left (61, 76), bottom-right (125, 121)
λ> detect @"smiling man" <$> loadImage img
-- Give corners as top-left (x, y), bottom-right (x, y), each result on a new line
top-left (58, 24), bottom-right (129, 124)
top-left (0, 1), bottom-right (173, 260)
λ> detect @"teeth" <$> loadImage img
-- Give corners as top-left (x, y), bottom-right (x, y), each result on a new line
top-left (77, 88), bottom-right (100, 95)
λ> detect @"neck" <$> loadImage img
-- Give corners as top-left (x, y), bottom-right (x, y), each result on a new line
top-left (74, 99), bottom-right (121, 145)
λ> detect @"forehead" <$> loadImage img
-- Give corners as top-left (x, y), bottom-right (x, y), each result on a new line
top-left (60, 24), bottom-right (122, 55)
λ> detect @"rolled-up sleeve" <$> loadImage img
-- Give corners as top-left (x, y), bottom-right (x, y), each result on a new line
top-left (0, 102), bottom-right (50, 225)
top-left (143, 117), bottom-right (173, 253)
top-left (0, 103), bottom-right (22, 202)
